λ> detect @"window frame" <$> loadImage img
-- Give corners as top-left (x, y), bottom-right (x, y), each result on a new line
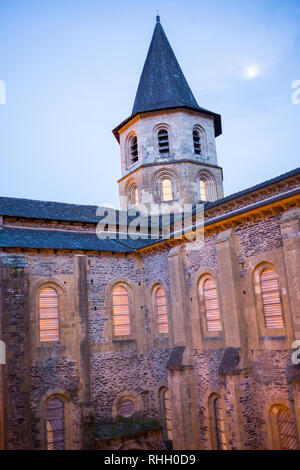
top-left (159, 386), bottom-right (173, 441)
top-left (38, 284), bottom-right (61, 345)
top-left (197, 170), bottom-right (217, 202)
top-left (153, 124), bottom-right (172, 157)
top-left (45, 396), bottom-right (65, 450)
top-left (253, 263), bottom-right (286, 338)
top-left (193, 129), bottom-right (201, 155)
top-left (269, 404), bottom-right (298, 450)
top-left (198, 274), bottom-right (223, 339)
top-left (153, 284), bottom-right (169, 336)
top-left (111, 282), bottom-right (135, 340)
top-left (192, 125), bottom-right (207, 158)
top-left (208, 393), bottom-right (228, 450)
top-left (126, 132), bottom-right (139, 168)
top-left (161, 177), bottom-right (173, 202)
top-left (112, 391), bottom-right (143, 419)
top-left (158, 129), bottom-right (170, 154)
top-left (40, 390), bottom-right (71, 451)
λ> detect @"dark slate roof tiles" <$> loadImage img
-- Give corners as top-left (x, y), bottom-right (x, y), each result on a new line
top-left (0, 227), bottom-right (157, 252)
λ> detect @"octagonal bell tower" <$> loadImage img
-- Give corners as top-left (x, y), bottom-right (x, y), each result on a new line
top-left (113, 16), bottom-right (224, 210)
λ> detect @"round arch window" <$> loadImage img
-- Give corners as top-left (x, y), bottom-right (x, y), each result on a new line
top-left (118, 398), bottom-right (135, 417)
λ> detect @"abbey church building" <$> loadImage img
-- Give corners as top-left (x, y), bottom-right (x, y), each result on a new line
top-left (0, 17), bottom-right (300, 450)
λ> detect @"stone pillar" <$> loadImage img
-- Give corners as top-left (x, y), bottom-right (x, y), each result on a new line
top-left (215, 229), bottom-right (248, 366)
top-left (167, 245), bottom-right (191, 348)
top-left (215, 229), bottom-right (250, 449)
top-left (0, 255), bottom-right (31, 449)
top-left (74, 255), bottom-right (92, 448)
top-left (167, 347), bottom-right (202, 450)
top-left (167, 247), bottom-right (201, 450)
top-left (279, 208), bottom-right (300, 339)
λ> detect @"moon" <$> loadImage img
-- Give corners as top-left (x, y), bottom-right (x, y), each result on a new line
top-left (245, 64), bottom-right (260, 79)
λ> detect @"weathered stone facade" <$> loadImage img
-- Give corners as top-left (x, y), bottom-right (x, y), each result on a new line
top-left (0, 17), bottom-right (299, 451)
top-left (0, 174), bottom-right (299, 450)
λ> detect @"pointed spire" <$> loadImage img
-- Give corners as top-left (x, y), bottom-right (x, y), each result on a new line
top-left (132, 18), bottom-right (200, 115)
top-left (113, 18), bottom-right (222, 141)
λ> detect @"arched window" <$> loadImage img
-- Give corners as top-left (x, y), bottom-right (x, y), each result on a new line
top-left (45, 398), bottom-right (64, 450)
top-left (158, 129), bottom-right (169, 153)
top-left (213, 397), bottom-right (227, 450)
top-left (162, 178), bottom-right (173, 201)
top-left (260, 268), bottom-right (284, 329)
top-left (193, 129), bottom-right (201, 154)
top-left (156, 287), bottom-right (168, 334)
top-left (112, 286), bottom-right (131, 336)
top-left (271, 406), bottom-right (298, 450)
top-left (130, 135), bottom-right (138, 164)
top-left (39, 287), bottom-right (59, 342)
top-left (159, 388), bottom-right (173, 441)
top-left (199, 178), bottom-right (208, 201)
top-left (203, 278), bottom-right (222, 332)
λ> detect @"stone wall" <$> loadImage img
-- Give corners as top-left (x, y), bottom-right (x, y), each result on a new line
top-left (0, 185), bottom-right (299, 450)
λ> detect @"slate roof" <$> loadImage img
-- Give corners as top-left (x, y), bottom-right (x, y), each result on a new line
top-left (0, 197), bottom-right (101, 223)
top-left (204, 166), bottom-right (300, 211)
top-left (0, 227), bottom-right (157, 252)
top-left (0, 167), bottom-right (299, 252)
top-left (113, 17), bottom-right (222, 140)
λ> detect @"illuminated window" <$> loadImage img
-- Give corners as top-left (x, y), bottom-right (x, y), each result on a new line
top-left (213, 397), bottom-right (227, 450)
top-left (260, 268), bottom-right (284, 329)
top-left (271, 406), bottom-right (298, 450)
top-left (162, 178), bottom-right (173, 201)
top-left (193, 129), bottom-right (201, 154)
top-left (118, 399), bottom-right (135, 417)
top-left (158, 129), bottom-right (169, 153)
top-left (112, 286), bottom-right (131, 336)
top-left (199, 179), bottom-right (207, 201)
top-left (130, 135), bottom-right (138, 164)
top-left (45, 398), bottom-right (64, 450)
top-left (160, 388), bottom-right (173, 440)
top-left (39, 287), bottom-right (59, 342)
top-left (132, 185), bottom-right (139, 205)
top-left (156, 287), bottom-right (168, 334)
top-left (203, 278), bottom-right (222, 332)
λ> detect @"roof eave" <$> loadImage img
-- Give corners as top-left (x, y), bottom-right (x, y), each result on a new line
top-left (112, 105), bottom-right (222, 143)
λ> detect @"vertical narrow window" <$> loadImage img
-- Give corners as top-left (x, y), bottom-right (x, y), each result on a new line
top-left (132, 185), bottom-right (139, 205)
top-left (193, 129), bottom-right (201, 154)
top-left (260, 268), bottom-right (284, 329)
top-left (214, 397), bottom-right (227, 450)
top-left (156, 287), bottom-right (168, 334)
top-left (161, 388), bottom-right (173, 441)
top-left (158, 129), bottom-right (169, 153)
top-left (162, 178), bottom-right (173, 201)
top-left (39, 287), bottom-right (59, 342)
top-left (130, 136), bottom-right (138, 164)
top-left (199, 178), bottom-right (207, 201)
top-left (277, 408), bottom-right (298, 450)
top-left (112, 286), bottom-right (131, 336)
top-left (45, 398), bottom-right (64, 450)
top-left (203, 278), bottom-right (222, 332)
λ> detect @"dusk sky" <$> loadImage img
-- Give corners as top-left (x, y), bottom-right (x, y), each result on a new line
top-left (0, 0), bottom-right (299, 208)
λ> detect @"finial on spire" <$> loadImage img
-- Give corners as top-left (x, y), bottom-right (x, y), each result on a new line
top-left (156, 10), bottom-right (160, 22)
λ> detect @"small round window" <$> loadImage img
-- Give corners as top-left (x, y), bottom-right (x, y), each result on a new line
top-left (118, 399), bottom-right (135, 417)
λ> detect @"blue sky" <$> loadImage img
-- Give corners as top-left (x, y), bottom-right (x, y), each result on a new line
top-left (0, 0), bottom-right (299, 208)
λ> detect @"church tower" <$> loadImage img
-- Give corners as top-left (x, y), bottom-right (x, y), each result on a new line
top-left (113, 16), bottom-right (224, 210)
